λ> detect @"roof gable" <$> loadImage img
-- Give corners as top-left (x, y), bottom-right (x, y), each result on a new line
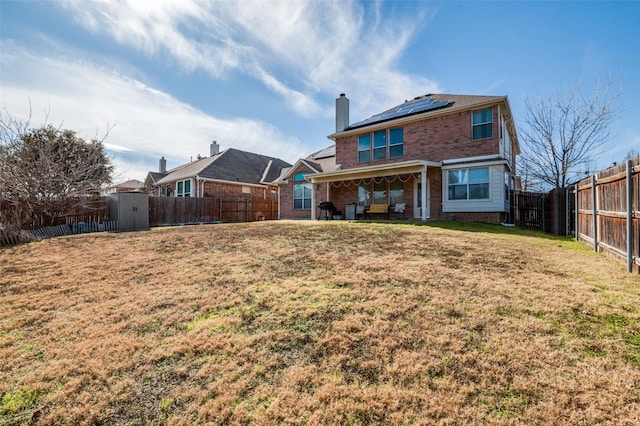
top-left (276, 159), bottom-right (321, 182)
top-left (275, 144), bottom-right (337, 182)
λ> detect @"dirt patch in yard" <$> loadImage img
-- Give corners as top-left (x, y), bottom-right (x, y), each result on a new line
top-left (1, 221), bottom-right (639, 425)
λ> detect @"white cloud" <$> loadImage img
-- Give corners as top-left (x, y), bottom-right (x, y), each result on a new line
top-left (59, 0), bottom-right (440, 119)
top-left (0, 41), bottom-right (306, 181)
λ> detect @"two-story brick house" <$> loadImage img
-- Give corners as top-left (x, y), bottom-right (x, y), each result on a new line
top-left (278, 93), bottom-right (519, 223)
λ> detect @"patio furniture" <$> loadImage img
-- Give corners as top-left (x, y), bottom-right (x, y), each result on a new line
top-left (390, 203), bottom-right (406, 219)
top-left (365, 204), bottom-right (389, 220)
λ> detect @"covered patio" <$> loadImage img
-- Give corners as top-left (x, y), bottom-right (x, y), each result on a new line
top-left (307, 160), bottom-right (441, 222)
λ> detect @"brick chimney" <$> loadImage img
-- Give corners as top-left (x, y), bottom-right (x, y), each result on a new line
top-left (159, 156), bottom-right (166, 173)
top-left (210, 141), bottom-right (220, 156)
top-left (335, 93), bottom-right (349, 132)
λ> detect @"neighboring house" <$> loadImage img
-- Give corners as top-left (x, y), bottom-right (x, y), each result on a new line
top-left (144, 157), bottom-right (168, 196)
top-left (278, 93), bottom-right (520, 224)
top-left (146, 141), bottom-right (291, 201)
top-left (108, 179), bottom-right (145, 193)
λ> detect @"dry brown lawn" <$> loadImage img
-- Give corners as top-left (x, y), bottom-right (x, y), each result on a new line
top-left (1, 220), bottom-right (639, 425)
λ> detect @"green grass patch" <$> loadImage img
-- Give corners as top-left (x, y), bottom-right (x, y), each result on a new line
top-left (0, 388), bottom-right (41, 417)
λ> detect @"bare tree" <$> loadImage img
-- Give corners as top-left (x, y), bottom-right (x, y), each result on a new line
top-left (624, 149), bottom-right (639, 161)
top-left (0, 110), bottom-right (113, 228)
top-left (519, 79), bottom-right (619, 189)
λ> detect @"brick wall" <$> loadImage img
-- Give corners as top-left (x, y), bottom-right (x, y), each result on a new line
top-left (336, 108), bottom-right (500, 169)
top-left (279, 164), bottom-right (326, 220)
top-left (328, 182), bottom-right (357, 217)
top-left (443, 211), bottom-right (505, 224)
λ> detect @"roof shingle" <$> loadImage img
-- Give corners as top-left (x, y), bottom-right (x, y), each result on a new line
top-left (154, 148), bottom-right (291, 186)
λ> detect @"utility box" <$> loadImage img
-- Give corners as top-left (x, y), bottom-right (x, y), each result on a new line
top-left (110, 192), bottom-right (149, 231)
top-left (344, 204), bottom-right (356, 221)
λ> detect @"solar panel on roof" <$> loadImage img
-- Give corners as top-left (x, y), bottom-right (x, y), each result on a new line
top-left (349, 97), bottom-right (450, 129)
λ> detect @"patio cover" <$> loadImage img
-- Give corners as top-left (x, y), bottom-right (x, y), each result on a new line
top-left (307, 159), bottom-right (441, 221)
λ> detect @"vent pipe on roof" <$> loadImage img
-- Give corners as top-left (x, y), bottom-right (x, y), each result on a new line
top-left (159, 156), bottom-right (166, 173)
top-left (210, 141), bottom-right (220, 156)
top-left (336, 93), bottom-right (349, 132)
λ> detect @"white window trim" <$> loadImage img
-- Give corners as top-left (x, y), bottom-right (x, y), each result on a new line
top-left (293, 172), bottom-right (312, 210)
top-left (176, 179), bottom-right (193, 197)
top-left (445, 166), bottom-right (492, 203)
top-left (357, 127), bottom-right (404, 163)
top-left (357, 134), bottom-right (371, 163)
top-left (293, 182), bottom-right (312, 210)
top-left (472, 107), bottom-right (493, 141)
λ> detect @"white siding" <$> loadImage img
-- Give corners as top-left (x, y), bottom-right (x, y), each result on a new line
top-left (442, 164), bottom-right (507, 213)
top-left (499, 108), bottom-right (513, 169)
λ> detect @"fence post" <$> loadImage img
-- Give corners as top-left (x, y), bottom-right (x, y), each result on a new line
top-left (541, 194), bottom-right (546, 232)
top-left (575, 184), bottom-right (579, 241)
top-left (592, 175), bottom-right (598, 252)
top-left (627, 160), bottom-right (633, 273)
top-left (565, 186), bottom-right (569, 236)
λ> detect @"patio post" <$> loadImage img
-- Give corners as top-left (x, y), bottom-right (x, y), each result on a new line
top-left (311, 180), bottom-right (316, 220)
top-left (421, 166), bottom-right (427, 221)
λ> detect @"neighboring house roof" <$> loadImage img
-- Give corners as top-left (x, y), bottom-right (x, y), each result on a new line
top-left (153, 148), bottom-right (291, 186)
top-left (275, 144), bottom-right (337, 183)
top-left (109, 179), bottom-right (144, 190)
top-left (147, 172), bottom-right (167, 185)
top-left (329, 93), bottom-right (519, 153)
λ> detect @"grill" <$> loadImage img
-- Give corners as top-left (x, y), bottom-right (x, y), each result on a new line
top-left (317, 201), bottom-right (336, 220)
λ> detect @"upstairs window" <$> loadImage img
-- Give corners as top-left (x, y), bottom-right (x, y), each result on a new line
top-left (357, 127), bottom-right (404, 163)
top-left (389, 128), bottom-right (404, 158)
top-left (448, 167), bottom-right (490, 200)
top-left (358, 134), bottom-right (371, 163)
top-left (373, 130), bottom-right (386, 160)
top-left (472, 107), bottom-right (493, 140)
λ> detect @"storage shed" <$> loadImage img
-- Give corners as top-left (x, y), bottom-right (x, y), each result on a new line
top-left (110, 192), bottom-right (149, 231)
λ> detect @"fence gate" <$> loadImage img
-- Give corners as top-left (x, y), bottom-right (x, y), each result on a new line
top-left (515, 191), bottom-right (546, 231)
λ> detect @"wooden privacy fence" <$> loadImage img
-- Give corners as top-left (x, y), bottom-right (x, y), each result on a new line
top-left (514, 191), bottom-right (546, 230)
top-left (575, 156), bottom-right (640, 273)
top-left (149, 197), bottom-right (278, 226)
top-left (1, 196), bottom-right (114, 246)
